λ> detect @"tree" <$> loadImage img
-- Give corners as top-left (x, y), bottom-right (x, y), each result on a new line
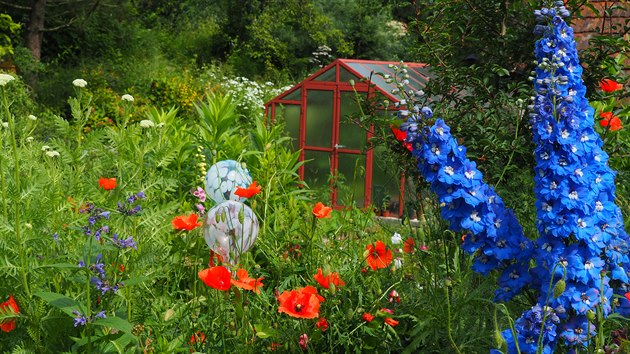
top-left (1, 0), bottom-right (100, 61)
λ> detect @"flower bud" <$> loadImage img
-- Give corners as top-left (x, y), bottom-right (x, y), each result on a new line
top-left (553, 279), bottom-right (566, 298)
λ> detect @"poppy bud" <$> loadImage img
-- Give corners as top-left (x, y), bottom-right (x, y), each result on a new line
top-left (586, 310), bottom-right (596, 321)
top-left (553, 279), bottom-right (566, 298)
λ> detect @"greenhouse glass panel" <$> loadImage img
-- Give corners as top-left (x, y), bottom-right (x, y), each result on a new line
top-left (314, 67), bottom-right (336, 82)
top-left (339, 66), bottom-right (358, 84)
top-left (304, 150), bottom-right (330, 192)
top-left (276, 104), bottom-right (301, 150)
top-left (336, 153), bottom-right (366, 207)
top-left (371, 145), bottom-right (401, 213)
top-left (306, 90), bottom-right (333, 147)
top-left (283, 87), bottom-right (302, 101)
top-left (338, 91), bottom-right (366, 150)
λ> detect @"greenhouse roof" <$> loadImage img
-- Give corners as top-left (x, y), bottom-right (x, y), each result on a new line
top-left (267, 59), bottom-right (431, 103)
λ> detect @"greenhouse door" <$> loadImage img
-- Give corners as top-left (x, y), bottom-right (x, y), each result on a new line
top-left (302, 85), bottom-right (371, 209)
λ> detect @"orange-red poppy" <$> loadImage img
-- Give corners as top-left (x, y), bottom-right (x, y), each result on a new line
top-left (277, 286), bottom-right (324, 319)
top-left (235, 181), bottom-right (262, 198)
top-left (269, 342), bottom-right (282, 351)
top-left (98, 177), bottom-right (117, 190)
top-left (599, 79), bottom-right (623, 93)
top-left (390, 125), bottom-right (413, 151)
top-left (312, 202), bottom-right (332, 218)
top-left (0, 295), bottom-right (19, 333)
top-left (313, 268), bottom-right (345, 289)
top-left (384, 318), bottom-right (399, 327)
top-left (365, 240), bottom-right (393, 271)
top-left (403, 237), bottom-right (416, 253)
top-left (362, 312), bottom-right (375, 322)
top-left (625, 292), bottom-right (630, 302)
top-left (172, 213), bottom-right (202, 231)
top-left (189, 331), bottom-right (206, 345)
top-left (231, 268), bottom-right (264, 294)
top-left (198, 266), bottom-right (232, 291)
top-left (316, 318), bottom-right (329, 332)
top-left (599, 112), bottom-right (623, 131)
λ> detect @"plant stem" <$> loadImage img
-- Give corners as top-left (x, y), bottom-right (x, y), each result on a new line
top-left (445, 285), bottom-right (461, 354)
top-left (3, 88), bottom-right (30, 299)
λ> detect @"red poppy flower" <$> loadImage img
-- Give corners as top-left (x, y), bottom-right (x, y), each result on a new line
top-left (98, 177), bottom-right (117, 190)
top-left (625, 292), bottom-right (630, 302)
top-left (390, 125), bottom-right (413, 151)
top-left (270, 343), bottom-right (282, 351)
top-left (312, 202), bottom-right (332, 218)
top-left (189, 331), bottom-right (206, 345)
top-left (599, 79), bottom-right (623, 93)
top-left (362, 312), bottom-right (375, 322)
top-left (0, 295), bottom-right (19, 333)
top-left (365, 240), bottom-right (393, 270)
top-left (403, 237), bottom-right (416, 253)
top-left (316, 318), bottom-right (329, 332)
top-left (235, 181), bottom-right (262, 198)
top-left (277, 286), bottom-right (324, 319)
top-left (231, 268), bottom-right (264, 294)
top-left (198, 266), bottom-right (232, 291)
top-left (599, 112), bottom-right (623, 131)
top-left (384, 317), bottom-right (399, 327)
top-left (172, 213), bottom-right (202, 231)
top-left (313, 268), bottom-right (345, 289)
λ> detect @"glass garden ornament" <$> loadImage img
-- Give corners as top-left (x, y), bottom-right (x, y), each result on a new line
top-left (203, 200), bottom-right (259, 267)
top-left (205, 160), bottom-right (253, 203)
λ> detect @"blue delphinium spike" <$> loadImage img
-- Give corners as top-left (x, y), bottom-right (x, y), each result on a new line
top-left (505, 1), bottom-right (630, 352)
top-left (401, 109), bottom-right (534, 302)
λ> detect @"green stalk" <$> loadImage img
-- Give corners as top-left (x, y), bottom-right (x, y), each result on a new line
top-left (3, 88), bottom-right (30, 299)
top-left (445, 285), bottom-right (461, 354)
top-left (86, 234), bottom-right (94, 354)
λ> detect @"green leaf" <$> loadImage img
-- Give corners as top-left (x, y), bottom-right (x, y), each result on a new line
top-left (34, 291), bottom-right (82, 317)
top-left (93, 316), bottom-right (135, 334)
top-left (34, 263), bottom-right (78, 270)
top-left (253, 323), bottom-right (277, 339)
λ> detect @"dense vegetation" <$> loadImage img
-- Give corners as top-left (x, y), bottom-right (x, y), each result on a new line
top-left (0, 0), bottom-right (628, 352)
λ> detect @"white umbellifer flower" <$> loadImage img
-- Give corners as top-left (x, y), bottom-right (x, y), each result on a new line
top-left (139, 120), bottom-right (155, 128)
top-left (72, 79), bottom-right (87, 88)
top-left (41, 145), bottom-right (50, 151)
top-left (391, 232), bottom-right (403, 245)
top-left (28, 114), bottom-right (37, 121)
top-left (46, 150), bottom-right (60, 157)
top-left (121, 94), bottom-right (134, 102)
top-left (0, 73), bottom-right (15, 86)
top-left (26, 137), bottom-right (34, 143)
top-left (156, 122), bottom-right (165, 128)
top-left (1, 122), bottom-right (7, 128)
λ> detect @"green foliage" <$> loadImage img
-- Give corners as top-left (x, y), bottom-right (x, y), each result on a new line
top-left (0, 14), bottom-right (20, 60)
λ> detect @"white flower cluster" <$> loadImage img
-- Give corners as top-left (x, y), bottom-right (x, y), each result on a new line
top-left (139, 120), bottom-right (155, 128)
top-left (0, 73), bottom-right (15, 86)
top-left (121, 94), bottom-right (134, 102)
top-left (204, 73), bottom-right (290, 119)
top-left (73, 79), bottom-right (88, 88)
top-left (41, 145), bottom-right (60, 157)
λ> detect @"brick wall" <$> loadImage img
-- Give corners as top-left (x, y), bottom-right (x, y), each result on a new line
top-left (571, 0), bottom-right (629, 50)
